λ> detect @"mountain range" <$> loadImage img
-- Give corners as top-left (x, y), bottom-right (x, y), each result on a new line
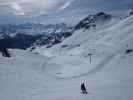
top-left (0, 12), bottom-right (116, 50)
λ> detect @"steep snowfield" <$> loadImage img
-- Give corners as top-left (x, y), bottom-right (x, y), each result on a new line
top-left (1, 15), bottom-right (133, 100)
top-left (38, 15), bottom-right (133, 56)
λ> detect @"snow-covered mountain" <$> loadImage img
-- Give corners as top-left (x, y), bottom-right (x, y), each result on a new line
top-left (75, 12), bottom-right (112, 30)
top-left (36, 12), bottom-right (133, 56)
top-left (30, 12), bottom-right (114, 49)
top-left (0, 12), bottom-right (118, 50)
top-left (0, 23), bottom-right (73, 50)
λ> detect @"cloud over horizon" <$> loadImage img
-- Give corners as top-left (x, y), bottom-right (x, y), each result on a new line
top-left (0, 0), bottom-right (133, 24)
top-left (0, 0), bottom-right (73, 16)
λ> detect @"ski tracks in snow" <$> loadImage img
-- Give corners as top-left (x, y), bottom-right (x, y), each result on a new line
top-left (59, 52), bottom-right (117, 79)
top-left (41, 50), bottom-right (120, 80)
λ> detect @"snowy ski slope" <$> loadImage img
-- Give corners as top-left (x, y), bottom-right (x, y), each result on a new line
top-left (1, 15), bottom-right (133, 100)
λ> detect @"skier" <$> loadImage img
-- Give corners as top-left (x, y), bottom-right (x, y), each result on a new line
top-left (81, 82), bottom-right (87, 94)
top-left (0, 48), bottom-right (10, 57)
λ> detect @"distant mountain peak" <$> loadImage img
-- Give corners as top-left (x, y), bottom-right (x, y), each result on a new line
top-left (128, 9), bottom-right (133, 16)
top-left (75, 12), bottom-right (111, 30)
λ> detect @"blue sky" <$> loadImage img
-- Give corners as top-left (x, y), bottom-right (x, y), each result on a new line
top-left (0, 0), bottom-right (133, 24)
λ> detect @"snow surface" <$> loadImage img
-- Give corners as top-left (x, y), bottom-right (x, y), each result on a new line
top-left (1, 16), bottom-right (133, 100)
